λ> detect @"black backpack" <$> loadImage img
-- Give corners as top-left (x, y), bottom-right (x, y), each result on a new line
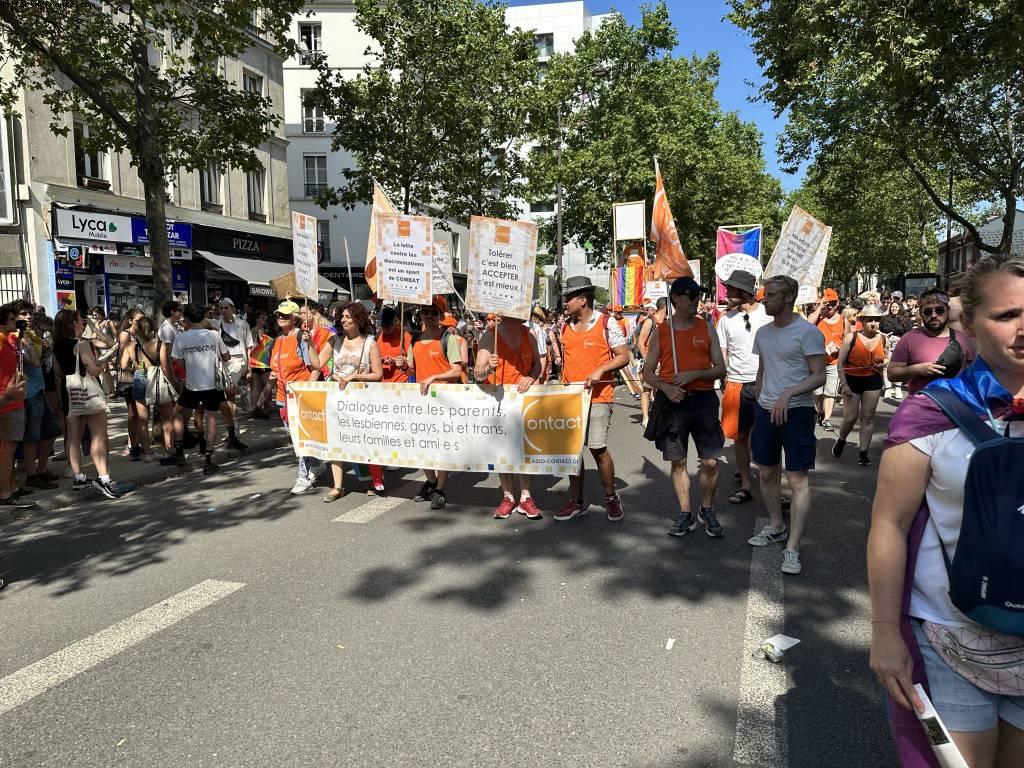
top-left (921, 388), bottom-right (1024, 635)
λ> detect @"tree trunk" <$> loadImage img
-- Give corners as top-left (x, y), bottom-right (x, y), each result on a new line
top-left (139, 155), bottom-right (172, 320)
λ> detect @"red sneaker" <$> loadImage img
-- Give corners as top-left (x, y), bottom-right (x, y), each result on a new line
top-left (493, 496), bottom-right (516, 519)
top-left (605, 494), bottom-right (624, 522)
top-left (553, 499), bottom-right (589, 521)
top-left (517, 496), bottom-right (543, 519)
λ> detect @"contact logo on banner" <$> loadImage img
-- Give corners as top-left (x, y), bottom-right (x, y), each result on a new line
top-left (287, 382), bottom-right (591, 476)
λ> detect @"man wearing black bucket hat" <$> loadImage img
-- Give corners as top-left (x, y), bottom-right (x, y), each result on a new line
top-left (554, 277), bottom-right (631, 523)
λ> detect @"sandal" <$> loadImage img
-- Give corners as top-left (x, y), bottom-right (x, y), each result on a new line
top-left (728, 488), bottom-right (753, 504)
top-left (322, 488), bottom-right (345, 503)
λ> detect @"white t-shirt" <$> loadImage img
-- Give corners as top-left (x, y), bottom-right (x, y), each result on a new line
top-left (528, 321), bottom-right (548, 356)
top-left (218, 318), bottom-right (254, 359)
top-left (909, 418), bottom-right (1024, 626)
top-left (171, 328), bottom-right (228, 391)
top-left (751, 318), bottom-right (826, 409)
top-left (717, 304), bottom-right (771, 383)
top-left (158, 319), bottom-right (178, 345)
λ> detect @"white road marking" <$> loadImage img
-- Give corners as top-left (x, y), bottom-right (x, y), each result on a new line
top-left (332, 494), bottom-right (409, 523)
top-left (733, 517), bottom-right (789, 768)
top-left (0, 579), bottom-right (245, 718)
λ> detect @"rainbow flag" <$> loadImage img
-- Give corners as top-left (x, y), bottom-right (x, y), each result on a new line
top-left (249, 332), bottom-right (274, 370)
top-left (614, 266), bottom-right (644, 307)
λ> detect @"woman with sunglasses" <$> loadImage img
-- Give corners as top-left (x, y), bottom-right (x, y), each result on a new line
top-left (833, 305), bottom-right (888, 466)
top-left (269, 300), bottom-right (335, 495)
top-left (888, 288), bottom-right (976, 396)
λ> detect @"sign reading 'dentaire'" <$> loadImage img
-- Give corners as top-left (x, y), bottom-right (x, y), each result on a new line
top-left (375, 214), bottom-right (433, 305)
top-left (466, 216), bottom-right (538, 320)
top-left (286, 381), bottom-right (591, 476)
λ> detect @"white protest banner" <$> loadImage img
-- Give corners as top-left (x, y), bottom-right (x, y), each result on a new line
top-left (466, 216), bottom-right (538, 320)
top-left (802, 225), bottom-right (832, 291)
top-left (286, 382), bottom-right (592, 476)
top-left (375, 213), bottom-right (433, 305)
top-left (763, 205), bottom-right (829, 286)
top-left (613, 201), bottom-right (646, 242)
top-left (644, 281), bottom-right (668, 301)
top-left (796, 285), bottom-right (819, 305)
top-left (291, 211), bottom-right (319, 300)
top-left (432, 240), bottom-right (455, 294)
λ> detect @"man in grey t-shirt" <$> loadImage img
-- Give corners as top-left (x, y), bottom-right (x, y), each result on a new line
top-left (747, 275), bottom-right (826, 576)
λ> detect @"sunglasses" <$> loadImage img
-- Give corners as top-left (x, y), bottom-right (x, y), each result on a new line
top-left (742, 312), bottom-right (750, 332)
top-left (921, 306), bottom-right (947, 317)
top-left (275, 313), bottom-right (294, 320)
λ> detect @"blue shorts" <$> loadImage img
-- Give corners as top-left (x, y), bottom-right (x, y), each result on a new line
top-left (24, 393), bottom-right (61, 443)
top-left (912, 621), bottom-right (1024, 732)
top-left (751, 405), bottom-right (816, 471)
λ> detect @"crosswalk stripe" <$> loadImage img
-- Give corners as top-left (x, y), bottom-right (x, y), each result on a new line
top-left (733, 517), bottom-right (789, 768)
top-left (332, 494), bottom-right (408, 523)
top-left (0, 579), bottom-right (245, 718)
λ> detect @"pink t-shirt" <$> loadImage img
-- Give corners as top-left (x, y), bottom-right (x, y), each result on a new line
top-left (890, 327), bottom-right (976, 393)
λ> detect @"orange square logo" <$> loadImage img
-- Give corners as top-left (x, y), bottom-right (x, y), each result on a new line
top-left (522, 392), bottom-right (584, 457)
top-left (294, 389), bottom-right (328, 445)
top-left (398, 219), bottom-right (412, 237)
top-left (801, 220), bottom-right (814, 235)
top-left (495, 225), bottom-right (511, 245)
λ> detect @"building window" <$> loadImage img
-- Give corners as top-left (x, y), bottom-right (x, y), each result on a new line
top-left (530, 200), bottom-right (555, 213)
top-left (534, 33), bottom-right (554, 59)
top-left (299, 22), bottom-right (323, 64)
top-left (302, 90), bottom-right (325, 133)
top-left (200, 161), bottom-right (222, 212)
top-left (317, 219), bottom-right (330, 261)
top-left (242, 70), bottom-right (264, 96)
top-left (304, 155), bottom-right (327, 197)
top-left (73, 120), bottom-right (107, 187)
top-left (247, 167), bottom-right (265, 221)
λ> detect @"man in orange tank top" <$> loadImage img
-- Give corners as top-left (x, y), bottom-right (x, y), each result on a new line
top-left (475, 316), bottom-right (543, 520)
top-left (807, 288), bottom-right (849, 431)
top-left (553, 277), bottom-right (631, 522)
top-left (642, 277), bottom-right (727, 539)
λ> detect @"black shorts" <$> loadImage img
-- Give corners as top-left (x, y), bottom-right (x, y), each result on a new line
top-left (178, 387), bottom-right (226, 411)
top-left (751, 405), bottom-right (816, 472)
top-left (655, 390), bottom-right (725, 461)
top-left (847, 373), bottom-right (883, 395)
top-left (738, 382), bottom-right (757, 435)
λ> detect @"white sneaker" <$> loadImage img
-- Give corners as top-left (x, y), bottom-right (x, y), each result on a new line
top-left (781, 549), bottom-right (802, 574)
top-left (641, 418), bottom-right (649, 429)
top-left (748, 524), bottom-right (788, 547)
top-left (290, 477), bottom-right (315, 495)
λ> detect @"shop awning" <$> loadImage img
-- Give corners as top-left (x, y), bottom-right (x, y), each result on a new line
top-left (196, 250), bottom-right (349, 298)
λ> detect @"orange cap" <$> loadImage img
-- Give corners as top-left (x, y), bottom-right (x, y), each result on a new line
top-left (822, 288), bottom-right (839, 302)
top-left (441, 313), bottom-right (457, 328)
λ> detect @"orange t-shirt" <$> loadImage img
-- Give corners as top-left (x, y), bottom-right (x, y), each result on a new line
top-left (271, 327), bottom-right (330, 401)
top-left (377, 329), bottom-right (412, 383)
top-left (656, 321), bottom-right (714, 391)
top-left (844, 332), bottom-right (886, 376)
top-left (817, 316), bottom-right (846, 365)
top-left (561, 316), bottom-right (614, 403)
top-left (486, 324), bottom-right (535, 386)
top-left (411, 336), bottom-right (456, 382)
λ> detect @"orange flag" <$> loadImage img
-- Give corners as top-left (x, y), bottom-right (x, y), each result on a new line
top-left (364, 182), bottom-right (398, 293)
top-left (649, 162), bottom-right (692, 279)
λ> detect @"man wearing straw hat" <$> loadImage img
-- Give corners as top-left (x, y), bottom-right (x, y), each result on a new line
top-left (554, 276), bottom-right (631, 522)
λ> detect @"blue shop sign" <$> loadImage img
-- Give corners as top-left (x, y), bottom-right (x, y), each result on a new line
top-left (131, 217), bottom-right (193, 248)
top-left (172, 264), bottom-right (189, 293)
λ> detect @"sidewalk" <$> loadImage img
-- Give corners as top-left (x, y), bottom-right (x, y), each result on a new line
top-left (0, 400), bottom-right (292, 522)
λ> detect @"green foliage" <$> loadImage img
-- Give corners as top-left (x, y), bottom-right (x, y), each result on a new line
top-left (526, 3), bottom-right (783, 273)
top-left (0, 0), bottom-right (303, 313)
top-left (729, 0), bottom-right (1024, 256)
top-left (313, 0), bottom-right (539, 223)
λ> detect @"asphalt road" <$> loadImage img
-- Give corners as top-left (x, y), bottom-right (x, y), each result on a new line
top-left (0, 391), bottom-right (897, 768)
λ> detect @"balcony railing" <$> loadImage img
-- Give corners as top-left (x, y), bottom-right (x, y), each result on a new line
top-left (299, 48), bottom-right (325, 65)
top-left (305, 182), bottom-right (328, 198)
top-left (303, 117), bottom-right (325, 133)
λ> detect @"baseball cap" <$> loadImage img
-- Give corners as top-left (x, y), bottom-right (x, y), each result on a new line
top-left (891, 290), bottom-right (904, 299)
top-left (275, 300), bottom-right (301, 316)
top-left (218, 297), bottom-right (234, 307)
top-left (822, 288), bottom-right (839, 302)
top-left (441, 314), bottom-right (457, 328)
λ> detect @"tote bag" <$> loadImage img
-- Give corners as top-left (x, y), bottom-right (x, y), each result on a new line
top-left (145, 341), bottom-right (177, 407)
top-left (66, 341), bottom-right (107, 416)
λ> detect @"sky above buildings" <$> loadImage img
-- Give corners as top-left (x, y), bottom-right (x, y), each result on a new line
top-left (505, 0), bottom-right (803, 192)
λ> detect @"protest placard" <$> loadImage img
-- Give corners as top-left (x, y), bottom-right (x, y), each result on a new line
top-left (375, 213), bottom-right (433, 305)
top-left (287, 381), bottom-right (591, 476)
top-left (763, 206), bottom-right (828, 285)
top-left (432, 240), bottom-right (455, 294)
top-left (645, 281), bottom-right (668, 301)
top-left (466, 216), bottom-right (538, 320)
top-left (291, 211), bottom-right (319, 300)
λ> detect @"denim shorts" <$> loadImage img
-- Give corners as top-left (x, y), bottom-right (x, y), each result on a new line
top-left (912, 620), bottom-right (1024, 732)
top-left (751, 405), bottom-right (817, 471)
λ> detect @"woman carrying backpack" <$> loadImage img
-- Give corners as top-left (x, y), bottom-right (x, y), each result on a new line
top-left (868, 257), bottom-right (1024, 767)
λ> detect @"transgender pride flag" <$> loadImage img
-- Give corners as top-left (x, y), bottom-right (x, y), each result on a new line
top-left (716, 226), bottom-right (762, 302)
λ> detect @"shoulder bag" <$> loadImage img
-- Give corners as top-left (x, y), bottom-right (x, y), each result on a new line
top-left (66, 340), bottom-right (107, 416)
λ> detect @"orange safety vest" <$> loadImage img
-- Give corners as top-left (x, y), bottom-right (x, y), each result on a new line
top-left (486, 324), bottom-right (534, 386)
top-left (561, 313), bottom-right (614, 403)
top-left (656, 320), bottom-right (714, 391)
